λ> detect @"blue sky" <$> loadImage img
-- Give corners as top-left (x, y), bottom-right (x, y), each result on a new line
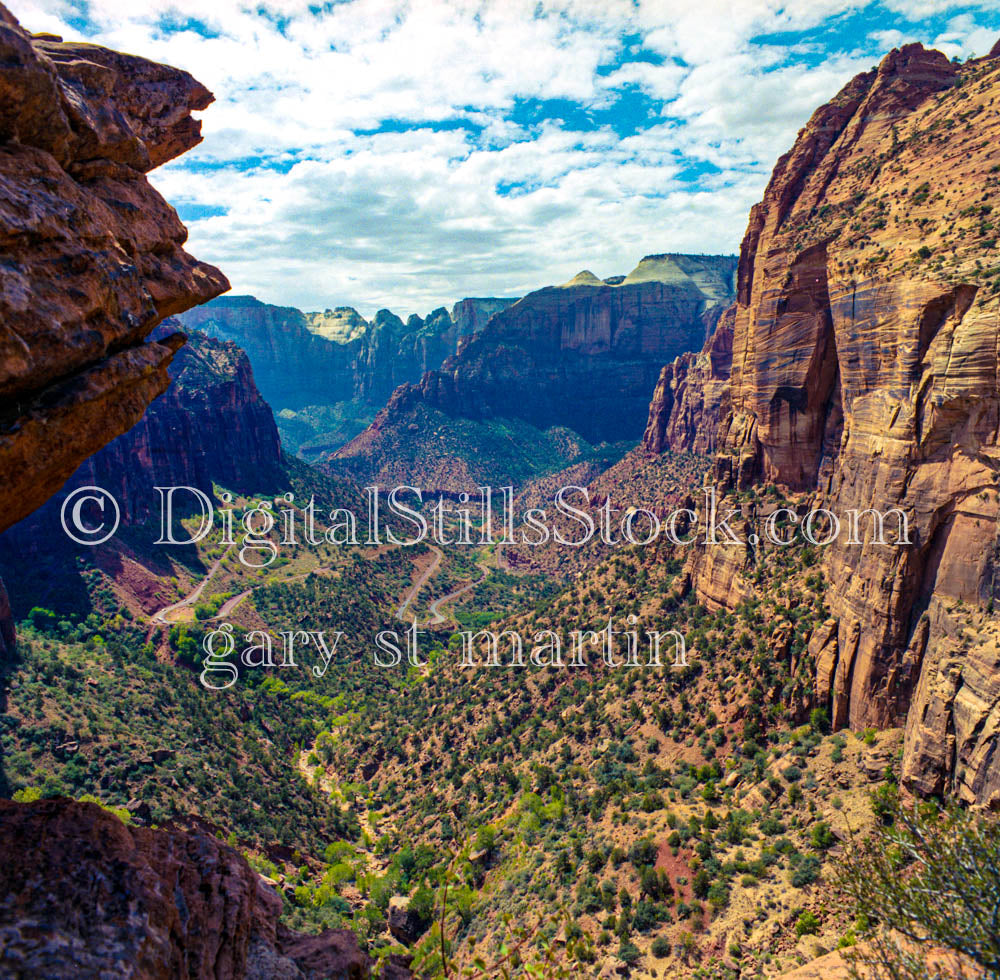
top-left (19, 0), bottom-right (1000, 316)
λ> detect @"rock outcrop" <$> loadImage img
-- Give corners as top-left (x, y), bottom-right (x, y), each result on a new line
top-left (0, 797), bottom-right (410, 979)
top-left (0, 3), bottom-right (229, 535)
top-left (643, 306), bottom-right (735, 454)
top-left (2, 325), bottom-right (284, 547)
top-left (176, 295), bottom-right (518, 443)
top-left (647, 43), bottom-right (1000, 804)
top-left (332, 254), bottom-right (737, 483)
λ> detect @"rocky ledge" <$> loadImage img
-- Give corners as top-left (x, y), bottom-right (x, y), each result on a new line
top-left (0, 2), bottom-right (229, 535)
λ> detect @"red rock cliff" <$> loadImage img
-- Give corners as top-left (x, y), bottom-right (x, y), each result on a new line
top-left (334, 253), bottom-right (737, 479)
top-left (0, 3), bottom-right (229, 536)
top-left (0, 326), bottom-right (285, 550)
top-left (652, 43), bottom-right (1000, 804)
top-left (0, 798), bottom-right (412, 979)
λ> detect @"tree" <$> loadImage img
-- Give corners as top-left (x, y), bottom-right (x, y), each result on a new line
top-left (474, 823), bottom-right (497, 854)
top-left (836, 799), bottom-right (999, 979)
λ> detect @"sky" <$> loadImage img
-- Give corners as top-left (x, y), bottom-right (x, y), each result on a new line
top-left (18, 0), bottom-right (1000, 317)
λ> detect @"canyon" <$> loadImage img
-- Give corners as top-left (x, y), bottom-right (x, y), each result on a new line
top-left (331, 254), bottom-right (737, 487)
top-left (0, 0), bottom-right (998, 975)
top-left (177, 294), bottom-right (517, 455)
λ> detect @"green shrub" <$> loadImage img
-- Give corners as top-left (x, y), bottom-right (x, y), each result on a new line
top-left (796, 911), bottom-right (820, 936)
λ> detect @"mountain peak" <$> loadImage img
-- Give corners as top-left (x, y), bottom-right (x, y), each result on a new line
top-left (559, 270), bottom-right (604, 287)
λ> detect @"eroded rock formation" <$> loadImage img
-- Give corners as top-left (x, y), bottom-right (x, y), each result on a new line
top-left (643, 306), bottom-right (735, 454)
top-left (0, 3), bottom-right (229, 535)
top-left (333, 254), bottom-right (737, 481)
top-left (650, 43), bottom-right (1000, 804)
top-left (1, 325), bottom-right (284, 548)
top-left (177, 294), bottom-right (518, 415)
top-left (0, 798), bottom-right (411, 979)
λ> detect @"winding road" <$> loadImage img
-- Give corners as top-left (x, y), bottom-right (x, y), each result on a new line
top-left (395, 545), bottom-right (490, 626)
top-left (151, 546), bottom-right (232, 625)
top-left (151, 539), bottom-right (494, 632)
top-left (395, 545), bottom-right (443, 622)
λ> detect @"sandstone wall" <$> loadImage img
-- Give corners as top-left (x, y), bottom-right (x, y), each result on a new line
top-left (651, 42), bottom-right (1000, 804)
top-left (0, 4), bottom-right (229, 535)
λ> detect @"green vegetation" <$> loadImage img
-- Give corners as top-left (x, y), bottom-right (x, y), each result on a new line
top-left (837, 799), bottom-right (1000, 979)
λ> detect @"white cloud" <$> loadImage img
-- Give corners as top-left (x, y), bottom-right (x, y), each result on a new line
top-left (12, 0), bottom-right (1000, 313)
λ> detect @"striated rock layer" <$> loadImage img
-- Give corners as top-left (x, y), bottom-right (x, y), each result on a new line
top-left (333, 253), bottom-right (737, 481)
top-left (1, 324), bottom-right (284, 552)
top-left (643, 306), bottom-right (735, 454)
top-left (178, 294), bottom-right (518, 413)
top-left (651, 43), bottom-right (1000, 804)
top-left (0, 3), bottom-right (229, 535)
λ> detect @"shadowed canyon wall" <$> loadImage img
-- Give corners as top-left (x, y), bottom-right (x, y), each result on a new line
top-left (333, 254), bottom-right (738, 482)
top-left (178, 295), bottom-right (518, 407)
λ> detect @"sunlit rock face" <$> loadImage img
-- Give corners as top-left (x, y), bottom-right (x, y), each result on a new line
top-left (648, 41), bottom-right (1000, 805)
top-left (0, 3), bottom-right (229, 536)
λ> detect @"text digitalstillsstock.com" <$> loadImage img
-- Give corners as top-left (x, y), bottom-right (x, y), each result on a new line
top-left (60, 484), bottom-right (913, 566)
top-left (57, 484), bottom-right (911, 691)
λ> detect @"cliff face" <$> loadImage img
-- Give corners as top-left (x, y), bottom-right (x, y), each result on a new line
top-left (177, 296), bottom-right (350, 411)
top-left (0, 798), bottom-right (412, 979)
top-left (177, 294), bottom-right (518, 414)
top-left (79, 326), bottom-right (281, 521)
top-left (0, 325), bottom-right (284, 557)
top-left (643, 306), bottom-right (735, 454)
top-left (335, 254), bottom-right (738, 467)
top-left (653, 44), bottom-right (1000, 804)
top-left (0, 4), bottom-right (229, 536)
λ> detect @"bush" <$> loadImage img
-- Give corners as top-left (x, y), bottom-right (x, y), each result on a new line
top-left (791, 855), bottom-right (820, 887)
top-left (783, 765), bottom-right (802, 783)
top-left (408, 883), bottom-right (434, 923)
top-left (629, 837), bottom-right (658, 869)
top-left (707, 881), bottom-right (729, 909)
top-left (651, 935), bottom-right (671, 958)
top-left (809, 708), bottom-right (829, 734)
top-left (474, 823), bottom-right (497, 853)
top-left (836, 799), bottom-right (1000, 978)
top-left (811, 821), bottom-right (835, 851)
top-left (796, 911), bottom-right (820, 936)
top-left (617, 940), bottom-right (641, 964)
top-left (692, 868), bottom-right (711, 899)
